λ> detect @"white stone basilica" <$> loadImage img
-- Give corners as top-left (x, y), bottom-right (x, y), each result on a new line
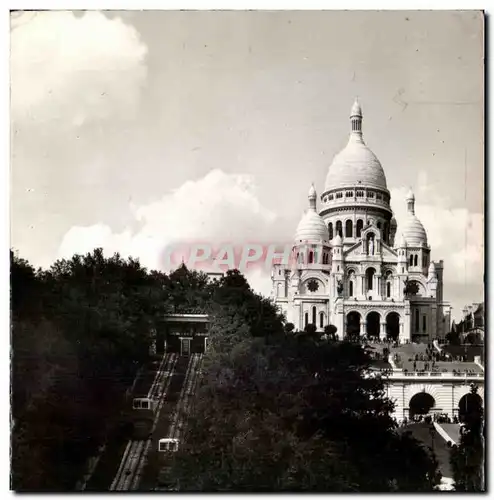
top-left (272, 100), bottom-right (451, 343)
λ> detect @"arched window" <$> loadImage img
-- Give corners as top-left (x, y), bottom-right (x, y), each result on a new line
top-left (415, 309), bottom-right (419, 332)
top-left (383, 222), bottom-right (388, 243)
top-left (409, 254), bottom-right (414, 267)
top-left (356, 219), bottom-right (364, 238)
top-left (328, 222), bottom-right (333, 240)
top-left (312, 306), bottom-right (317, 326)
top-left (345, 220), bottom-right (353, 238)
top-left (414, 254), bottom-right (418, 267)
top-left (308, 251), bottom-right (314, 264)
top-left (386, 281), bottom-right (391, 298)
top-left (366, 268), bottom-right (375, 291)
top-left (349, 281), bottom-right (354, 297)
top-left (319, 312), bottom-right (324, 328)
top-left (336, 220), bottom-right (343, 237)
top-left (305, 312), bottom-right (309, 327)
top-left (377, 221), bottom-right (382, 230)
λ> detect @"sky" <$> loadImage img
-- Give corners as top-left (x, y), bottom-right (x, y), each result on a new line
top-left (10, 10), bottom-right (484, 320)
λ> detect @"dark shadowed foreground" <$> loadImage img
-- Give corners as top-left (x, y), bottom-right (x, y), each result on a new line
top-left (11, 251), bottom-right (440, 491)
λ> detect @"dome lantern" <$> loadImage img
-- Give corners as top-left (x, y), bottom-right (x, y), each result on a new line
top-left (324, 100), bottom-right (388, 192)
top-left (350, 98), bottom-right (363, 134)
top-left (308, 183), bottom-right (317, 210)
top-left (406, 188), bottom-right (416, 215)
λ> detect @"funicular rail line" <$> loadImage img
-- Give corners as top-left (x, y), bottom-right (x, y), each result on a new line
top-left (166, 354), bottom-right (203, 442)
top-left (109, 353), bottom-right (178, 491)
top-left (129, 353), bottom-right (203, 491)
top-left (82, 353), bottom-right (171, 491)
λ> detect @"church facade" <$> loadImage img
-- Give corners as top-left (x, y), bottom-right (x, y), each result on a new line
top-left (271, 100), bottom-right (451, 343)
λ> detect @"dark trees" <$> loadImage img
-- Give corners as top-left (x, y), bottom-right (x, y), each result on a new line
top-left (173, 328), bottom-right (439, 492)
top-left (450, 386), bottom-right (485, 491)
top-left (11, 249), bottom-right (212, 491)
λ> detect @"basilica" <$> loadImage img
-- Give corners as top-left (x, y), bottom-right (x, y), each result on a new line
top-left (271, 100), bottom-right (451, 343)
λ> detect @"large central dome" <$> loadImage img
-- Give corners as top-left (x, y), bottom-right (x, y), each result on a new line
top-left (324, 100), bottom-right (388, 191)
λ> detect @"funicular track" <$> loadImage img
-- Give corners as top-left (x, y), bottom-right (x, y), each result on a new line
top-left (110, 353), bottom-right (203, 491)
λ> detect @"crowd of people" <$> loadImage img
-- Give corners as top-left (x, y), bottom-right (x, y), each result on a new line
top-left (383, 342), bottom-right (483, 378)
top-left (397, 413), bottom-right (459, 426)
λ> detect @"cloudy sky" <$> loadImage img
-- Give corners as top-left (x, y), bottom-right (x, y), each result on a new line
top-left (11, 10), bottom-right (484, 319)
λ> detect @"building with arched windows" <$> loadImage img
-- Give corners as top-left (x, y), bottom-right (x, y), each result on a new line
top-left (271, 100), bottom-right (451, 343)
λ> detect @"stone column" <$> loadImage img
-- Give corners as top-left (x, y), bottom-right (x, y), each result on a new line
top-left (293, 303), bottom-right (301, 331)
top-left (431, 304), bottom-right (437, 341)
top-left (360, 320), bottom-right (366, 337)
top-left (399, 322), bottom-right (405, 343)
top-left (335, 309), bottom-right (345, 340)
top-left (380, 321), bottom-right (386, 340)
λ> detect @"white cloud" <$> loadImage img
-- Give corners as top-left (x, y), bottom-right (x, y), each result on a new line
top-left (11, 11), bottom-right (147, 127)
top-left (58, 168), bottom-right (483, 304)
top-left (245, 268), bottom-right (273, 298)
top-left (390, 170), bottom-right (484, 289)
top-left (58, 169), bottom-right (281, 278)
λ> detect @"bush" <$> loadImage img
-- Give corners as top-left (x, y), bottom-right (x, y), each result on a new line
top-left (284, 322), bottom-right (295, 334)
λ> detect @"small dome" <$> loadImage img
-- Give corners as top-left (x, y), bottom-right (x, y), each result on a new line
top-left (333, 233), bottom-right (343, 246)
top-left (308, 183), bottom-right (316, 198)
top-left (428, 262), bottom-right (436, 275)
top-left (401, 189), bottom-right (427, 246)
top-left (295, 209), bottom-right (329, 242)
top-left (390, 216), bottom-right (397, 229)
top-left (401, 214), bottom-right (428, 246)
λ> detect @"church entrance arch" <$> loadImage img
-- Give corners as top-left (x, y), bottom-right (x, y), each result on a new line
top-left (366, 311), bottom-right (380, 339)
top-left (346, 311), bottom-right (361, 338)
top-left (458, 392), bottom-right (483, 422)
top-left (409, 392), bottom-right (435, 419)
top-left (386, 312), bottom-right (400, 341)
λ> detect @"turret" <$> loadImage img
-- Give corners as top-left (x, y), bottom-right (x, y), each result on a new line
top-left (389, 216), bottom-right (397, 246)
top-left (428, 262), bottom-right (437, 280)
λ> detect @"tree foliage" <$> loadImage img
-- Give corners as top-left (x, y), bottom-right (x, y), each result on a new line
top-left (12, 251), bottom-right (441, 492)
top-left (172, 310), bottom-right (439, 492)
top-left (450, 386), bottom-right (485, 491)
top-left (10, 249), bottom-right (212, 491)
